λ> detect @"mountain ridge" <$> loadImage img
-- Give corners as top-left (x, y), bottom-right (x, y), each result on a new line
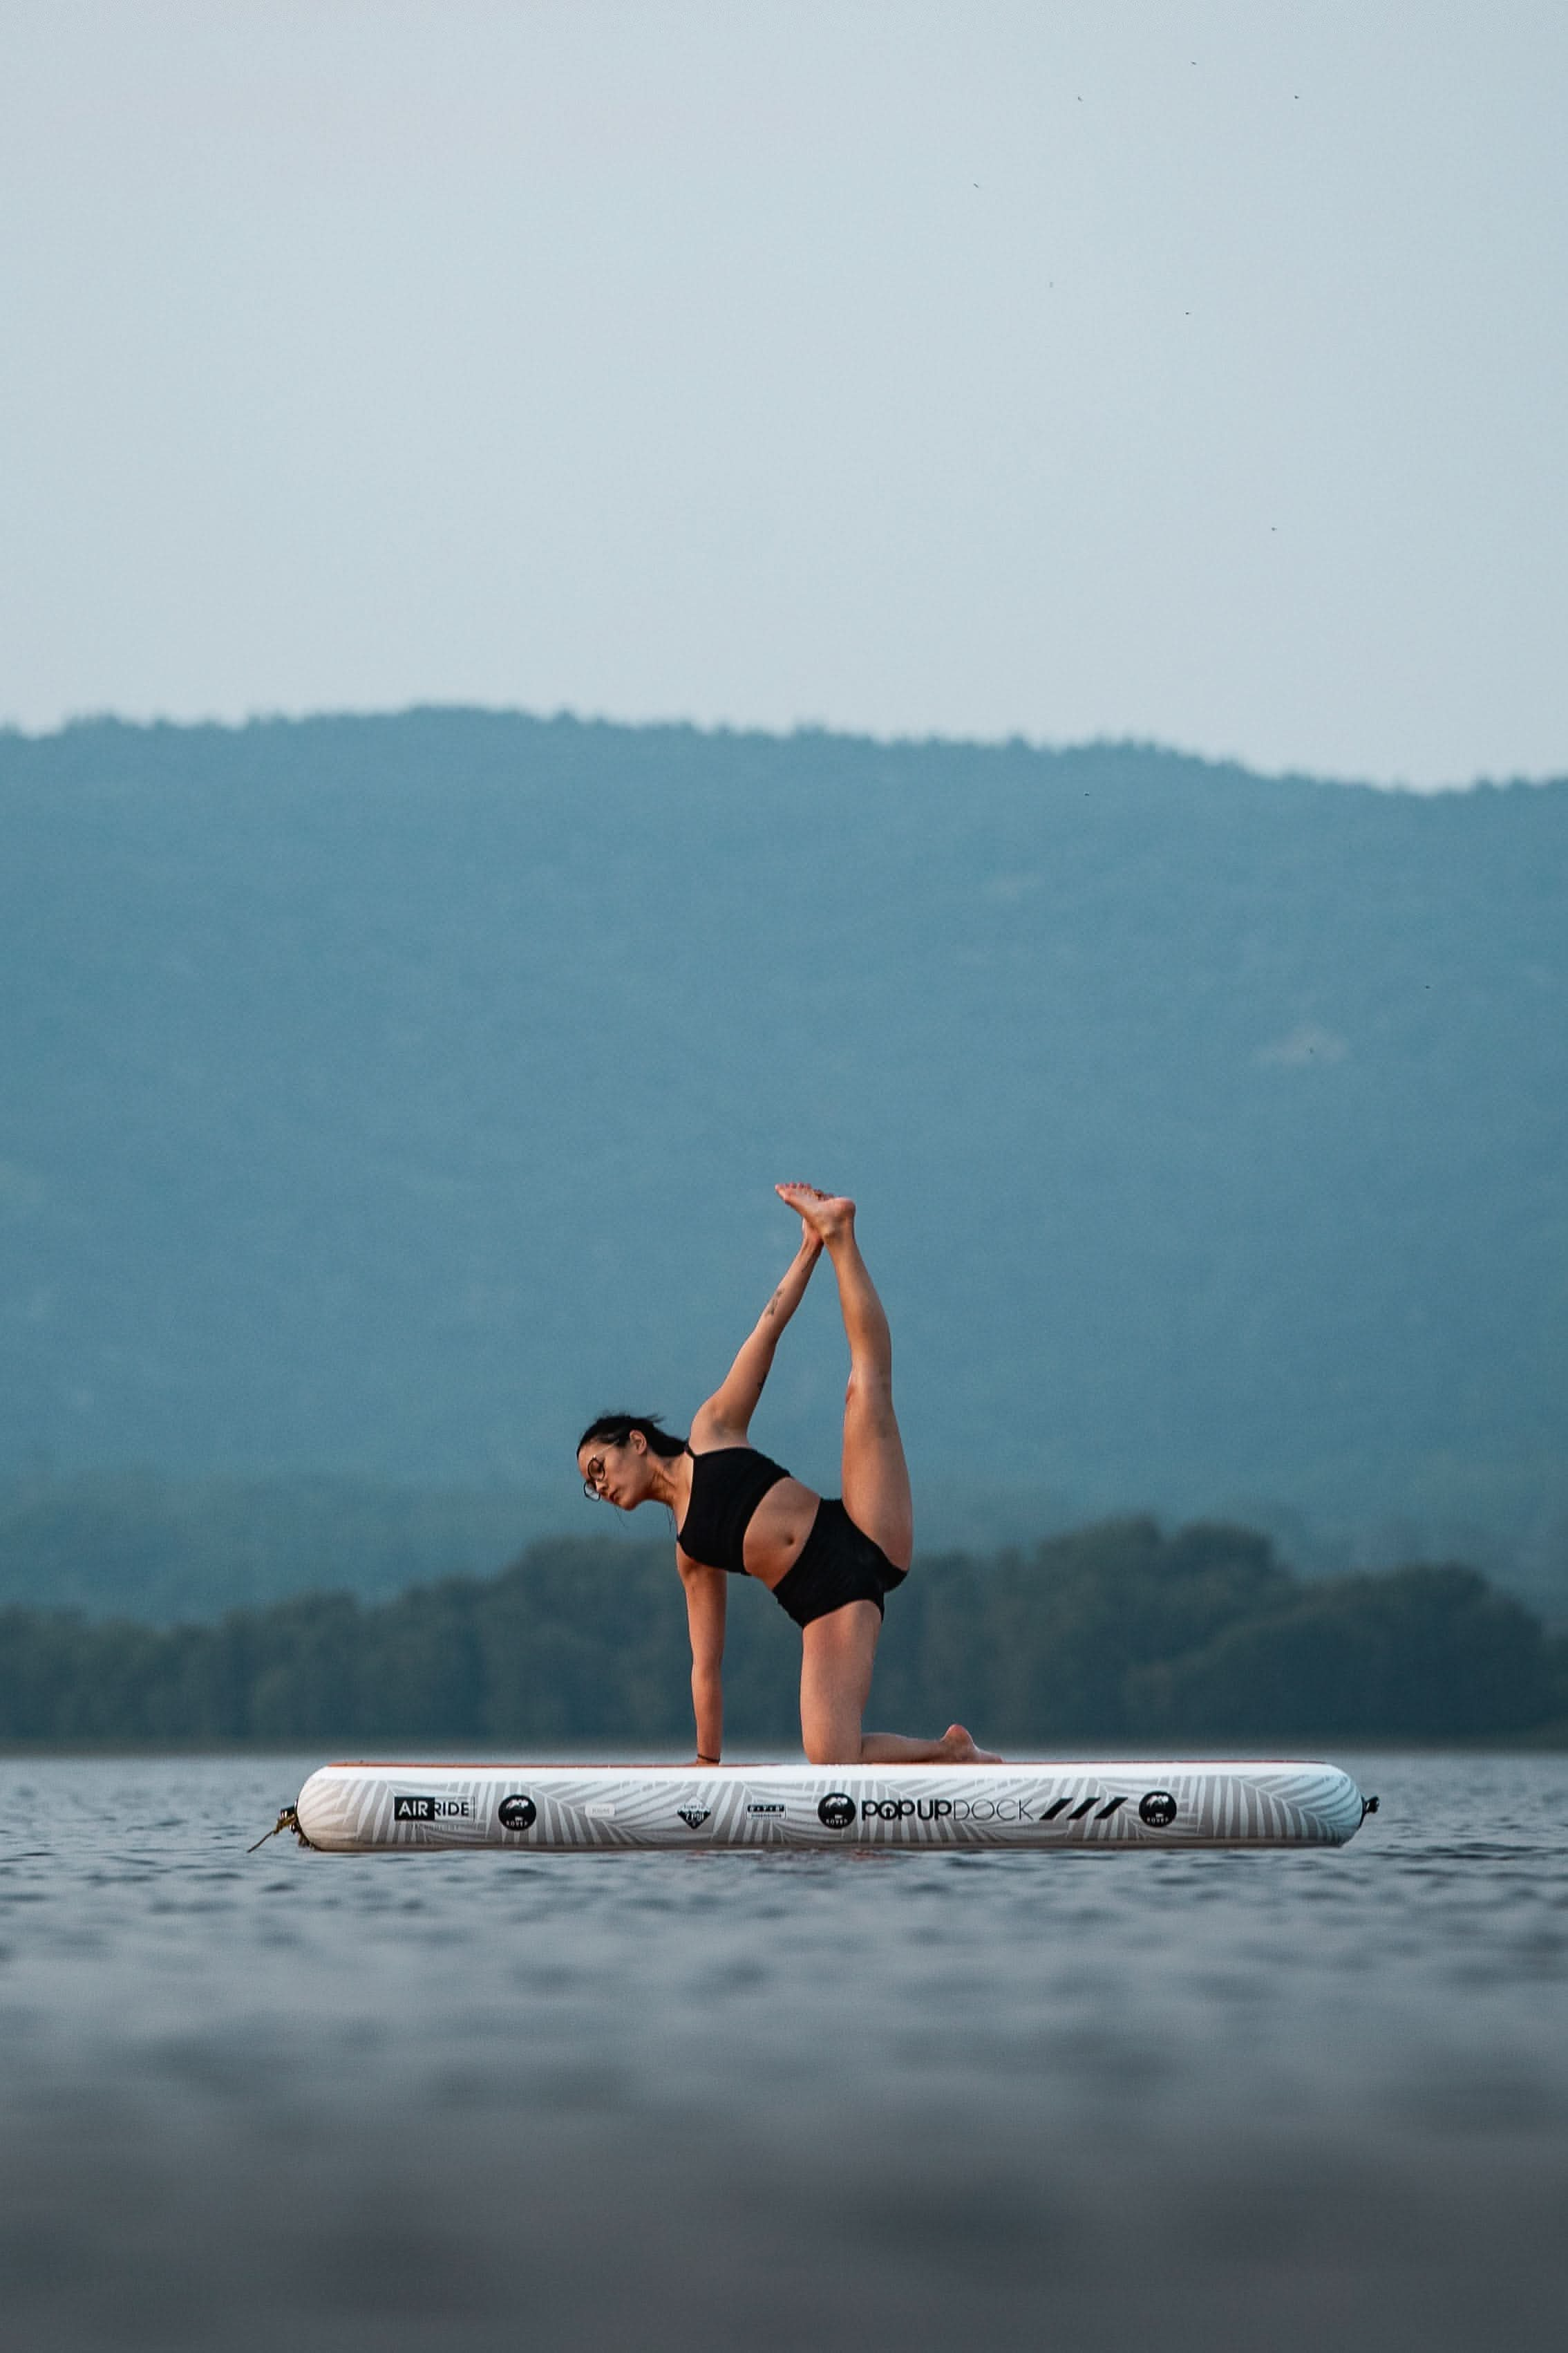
top-left (3, 708), bottom-right (1563, 1605)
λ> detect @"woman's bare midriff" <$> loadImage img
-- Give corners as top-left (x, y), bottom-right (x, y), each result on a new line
top-left (738, 1476), bottom-right (821, 1587)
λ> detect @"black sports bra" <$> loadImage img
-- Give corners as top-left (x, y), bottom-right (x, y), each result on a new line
top-left (677, 1446), bottom-right (791, 1573)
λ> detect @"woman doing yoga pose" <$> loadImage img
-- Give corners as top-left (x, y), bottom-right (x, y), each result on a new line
top-left (577, 1184), bottom-right (999, 1769)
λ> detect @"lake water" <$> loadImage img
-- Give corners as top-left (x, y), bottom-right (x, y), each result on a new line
top-left (2, 1752), bottom-right (1565, 2352)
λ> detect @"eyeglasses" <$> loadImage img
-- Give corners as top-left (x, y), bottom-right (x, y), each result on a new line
top-left (581, 1455), bottom-right (610, 1500)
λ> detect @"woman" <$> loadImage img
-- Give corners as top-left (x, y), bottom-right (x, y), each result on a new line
top-left (577, 1183), bottom-right (999, 1768)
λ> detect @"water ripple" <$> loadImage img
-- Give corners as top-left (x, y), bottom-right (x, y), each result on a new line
top-left (0, 1752), bottom-right (1565, 2351)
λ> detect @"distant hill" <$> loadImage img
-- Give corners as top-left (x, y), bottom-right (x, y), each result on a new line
top-left (1, 712), bottom-right (1564, 1613)
top-left (0, 1469), bottom-right (545, 1622)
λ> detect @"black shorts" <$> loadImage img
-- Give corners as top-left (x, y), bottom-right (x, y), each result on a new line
top-left (768, 1499), bottom-right (907, 1629)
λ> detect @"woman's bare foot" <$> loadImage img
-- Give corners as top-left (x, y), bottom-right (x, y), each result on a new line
top-left (940, 1724), bottom-right (1002, 1765)
top-left (776, 1182), bottom-right (857, 1245)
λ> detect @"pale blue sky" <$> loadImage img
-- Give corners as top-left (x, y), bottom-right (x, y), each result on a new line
top-left (2, 1), bottom-right (1565, 784)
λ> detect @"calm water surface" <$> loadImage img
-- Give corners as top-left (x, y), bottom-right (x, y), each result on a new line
top-left (2, 1753), bottom-right (1565, 2352)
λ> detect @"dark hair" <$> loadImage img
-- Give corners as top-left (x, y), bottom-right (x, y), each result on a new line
top-left (576, 1413), bottom-right (689, 1459)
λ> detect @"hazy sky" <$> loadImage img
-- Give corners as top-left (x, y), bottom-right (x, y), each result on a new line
top-left (2, 2), bottom-right (1565, 784)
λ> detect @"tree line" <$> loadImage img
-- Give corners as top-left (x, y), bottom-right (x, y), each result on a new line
top-left (1, 1517), bottom-right (1562, 1749)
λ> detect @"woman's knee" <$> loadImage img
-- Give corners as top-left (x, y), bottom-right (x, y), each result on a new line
top-left (802, 1727), bottom-right (859, 1766)
top-left (799, 1667), bottom-right (868, 1767)
top-left (844, 1368), bottom-right (896, 1419)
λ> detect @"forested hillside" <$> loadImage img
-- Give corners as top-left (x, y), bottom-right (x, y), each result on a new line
top-left (1, 713), bottom-right (1563, 1612)
top-left (1, 1523), bottom-right (1559, 1750)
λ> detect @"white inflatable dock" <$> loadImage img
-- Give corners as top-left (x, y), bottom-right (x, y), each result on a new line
top-left (284, 1759), bottom-right (1374, 1853)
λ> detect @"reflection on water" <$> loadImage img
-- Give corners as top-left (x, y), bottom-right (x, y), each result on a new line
top-left (1, 1754), bottom-right (1565, 2351)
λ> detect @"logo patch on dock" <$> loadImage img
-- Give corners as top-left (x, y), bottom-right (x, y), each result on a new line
top-left (393, 1794), bottom-right (472, 1823)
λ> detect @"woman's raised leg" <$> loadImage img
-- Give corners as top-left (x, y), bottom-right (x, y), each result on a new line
top-left (775, 1185), bottom-right (913, 1571)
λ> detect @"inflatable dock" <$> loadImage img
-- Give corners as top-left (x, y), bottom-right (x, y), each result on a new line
top-left (275, 1759), bottom-right (1375, 1853)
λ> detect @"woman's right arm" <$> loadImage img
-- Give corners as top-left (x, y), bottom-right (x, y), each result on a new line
top-left (680, 1555), bottom-right (727, 1763)
top-left (691, 1230), bottom-right (823, 1445)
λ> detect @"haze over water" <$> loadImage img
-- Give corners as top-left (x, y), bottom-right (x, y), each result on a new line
top-left (3, 1754), bottom-right (1565, 2350)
